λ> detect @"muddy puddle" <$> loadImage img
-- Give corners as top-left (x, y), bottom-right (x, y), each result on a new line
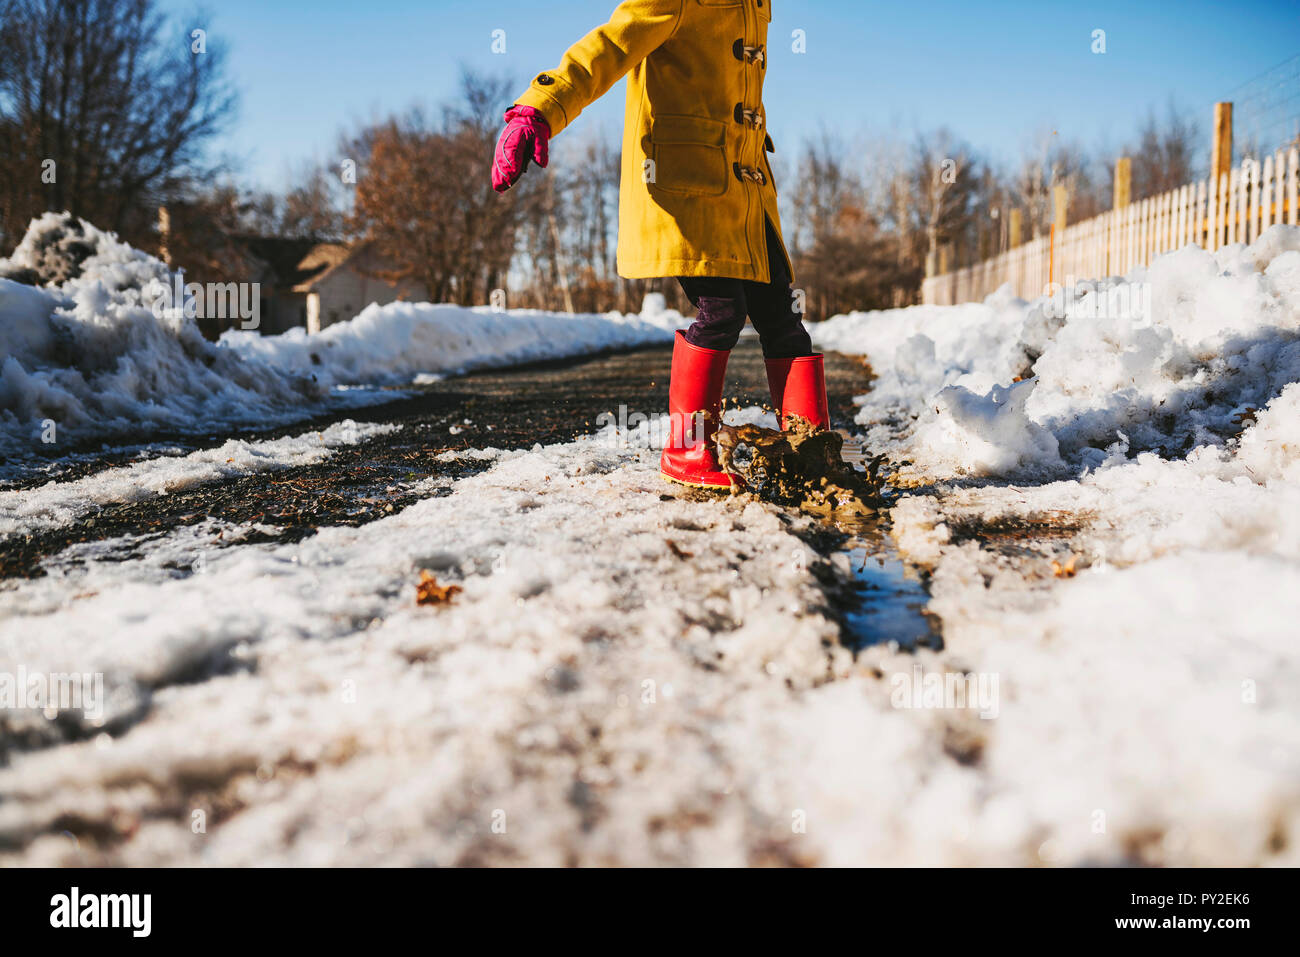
top-left (715, 421), bottom-right (938, 651)
top-left (836, 520), bottom-right (941, 651)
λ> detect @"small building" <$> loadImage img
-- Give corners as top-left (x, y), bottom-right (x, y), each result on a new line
top-left (293, 242), bottom-right (428, 334)
top-left (230, 237), bottom-right (427, 335)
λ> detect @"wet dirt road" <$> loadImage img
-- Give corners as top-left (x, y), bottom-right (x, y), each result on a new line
top-left (1, 340), bottom-right (869, 575)
top-left (1, 339), bottom-right (936, 649)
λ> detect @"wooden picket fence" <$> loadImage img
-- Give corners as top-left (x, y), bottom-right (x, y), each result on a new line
top-left (922, 146), bottom-right (1300, 305)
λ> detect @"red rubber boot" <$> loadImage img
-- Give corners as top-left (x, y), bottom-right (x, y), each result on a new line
top-left (660, 331), bottom-right (734, 489)
top-left (765, 354), bottom-right (830, 430)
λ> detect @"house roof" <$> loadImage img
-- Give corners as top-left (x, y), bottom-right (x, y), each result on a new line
top-left (295, 243), bottom-right (350, 276)
top-left (290, 241), bottom-right (376, 293)
top-left (228, 236), bottom-right (316, 286)
top-left (226, 235), bottom-right (361, 292)
top-left (222, 235), bottom-right (392, 295)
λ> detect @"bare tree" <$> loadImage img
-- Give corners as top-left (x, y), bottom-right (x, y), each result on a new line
top-left (344, 72), bottom-right (519, 305)
top-left (0, 0), bottom-right (235, 249)
top-left (786, 136), bottom-right (921, 318)
top-left (908, 129), bottom-right (987, 271)
top-left (1009, 131), bottom-right (1106, 239)
top-left (279, 166), bottom-right (349, 241)
top-left (1128, 101), bottom-right (1201, 199)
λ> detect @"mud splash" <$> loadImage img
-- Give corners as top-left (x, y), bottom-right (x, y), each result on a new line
top-left (716, 417), bottom-right (886, 519)
top-left (714, 419), bottom-right (937, 648)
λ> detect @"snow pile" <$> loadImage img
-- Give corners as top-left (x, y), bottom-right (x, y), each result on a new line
top-left (911, 378), bottom-right (1063, 476)
top-left (882, 438), bottom-right (1300, 864)
top-left (814, 226), bottom-right (1300, 480)
top-left (0, 214), bottom-right (325, 461)
top-left (220, 300), bottom-right (683, 388)
top-left (1237, 381), bottom-right (1300, 483)
top-left (0, 213), bottom-right (684, 464)
top-left (809, 231), bottom-right (1300, 865)
top-left (0, 212), bottom-right (135, 286)
top-left (814, 284), bottom-right (1031, 408)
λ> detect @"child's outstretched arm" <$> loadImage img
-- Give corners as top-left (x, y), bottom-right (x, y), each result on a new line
top-left (514, 0), bottom-right (683, 137)
top-left (492, 0), bottom-right (684, 191)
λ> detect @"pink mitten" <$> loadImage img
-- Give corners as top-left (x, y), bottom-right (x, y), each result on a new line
top-left (492, 105), bottom-right (550, 192)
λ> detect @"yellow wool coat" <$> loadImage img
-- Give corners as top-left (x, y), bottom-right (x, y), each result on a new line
top-left (514, 0), bottom-right (793, 284)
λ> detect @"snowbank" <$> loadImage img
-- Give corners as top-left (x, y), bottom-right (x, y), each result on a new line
top-left (810, 229), bottom-right (1300, 865)
top-left (0, 213), bottom-right (683, 465)
top-left (814, 226), bottom-right (1300, 480)
top-left (220, 300), bottom-right (682, 388)
top-left (0, 215), bottom-right (322, 463)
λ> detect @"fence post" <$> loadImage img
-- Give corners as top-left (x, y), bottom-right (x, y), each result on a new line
top-left (1212, 102), bottom-right (1233, 250)
top-left (1290, 147), bottom-right (1299, 226)
top-left (157, 206), bottom-right (172, 267)
top-left (1008, 209), bottom-right (1022, 249)
top-left (1114, 157), bottom-right (1131, 209)
top-left (1050, 184), bottom-right (1068, 287)
top-left (1110, 160), bottom-right (1130, 275)
top-left (1212, 102), bottom-right (1233, 184)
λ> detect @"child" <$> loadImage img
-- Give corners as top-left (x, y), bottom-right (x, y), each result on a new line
top-left (492, 0), bottom-right (828, 489)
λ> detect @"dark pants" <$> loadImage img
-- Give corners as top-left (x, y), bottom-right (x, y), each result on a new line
top-left (677, 218), bottom-right (812, 358)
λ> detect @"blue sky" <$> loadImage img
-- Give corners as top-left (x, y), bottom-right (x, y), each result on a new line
top-left (158, 0), bottom-right (1300, 191)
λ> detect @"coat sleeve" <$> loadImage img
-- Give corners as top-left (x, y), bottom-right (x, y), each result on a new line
top-left (513, 0), bottom-right (684, 137)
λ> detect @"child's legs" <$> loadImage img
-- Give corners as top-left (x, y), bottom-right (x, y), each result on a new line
top-left (744, 218), bottom-right (813, 359)
top-left (677, 276), bottom-right (748, 352)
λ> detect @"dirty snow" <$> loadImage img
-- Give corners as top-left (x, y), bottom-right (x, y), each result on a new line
top-left (2, 402), bottom-right (1296, 865)
top-left (812, 227), bottom-right (1300, 866)
top-left (0, 423), bottom-right (860, 865)
top-left (0, 420), bottom-right (398, 537)
top-left (0, 213), bottom-right (683, 464)
top-left (814, 226), bottom-right (1300, 480)
top-left (3, 218), bottom-right (1299, 866)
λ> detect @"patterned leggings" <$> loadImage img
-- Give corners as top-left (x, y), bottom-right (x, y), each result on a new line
top-left (676, 218), bottom-right (812, 358)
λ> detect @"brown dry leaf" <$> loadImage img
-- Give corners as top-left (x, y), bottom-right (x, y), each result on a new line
top-left (666, 540), bottom-right (694, 560)
top-left (1051, 555), bottom-right (1078, 578)
top-left (416, 570), bottom-right (462, 606)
